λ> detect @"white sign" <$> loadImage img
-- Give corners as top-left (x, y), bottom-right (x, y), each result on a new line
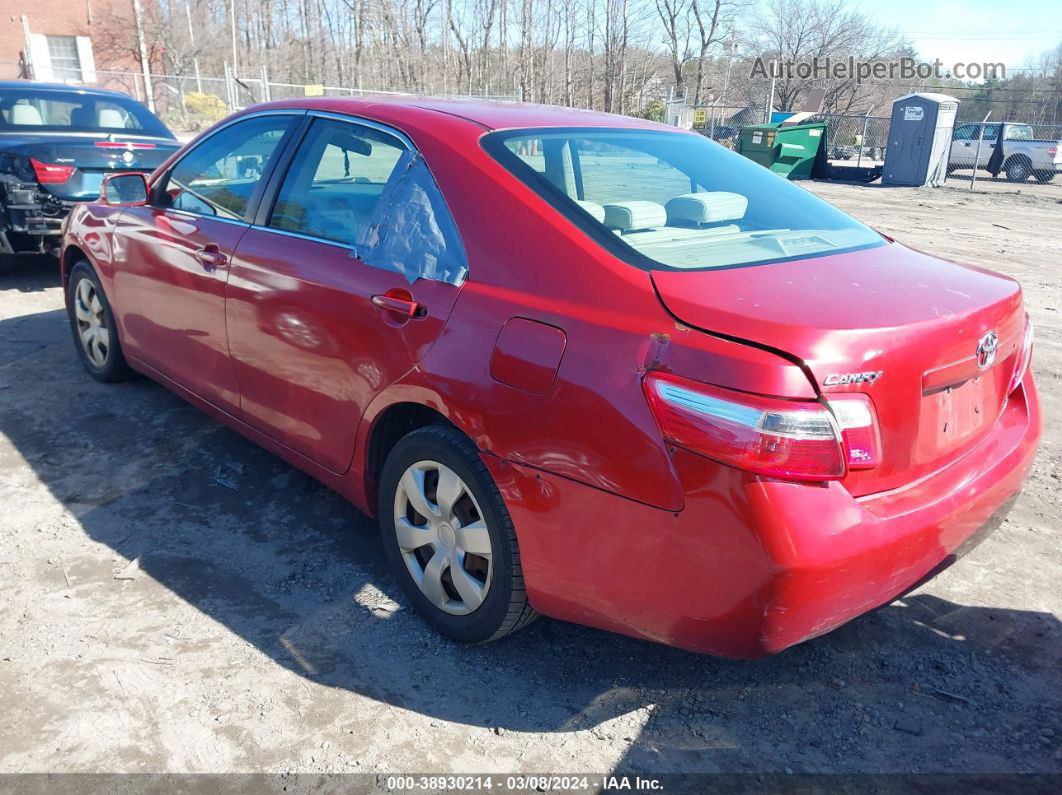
top-left (904, 106), bottom-right (924, 121)
top-left (752, 132), bottom-right (763, 144)
top-left (809, 128), bottom-right (822, 137)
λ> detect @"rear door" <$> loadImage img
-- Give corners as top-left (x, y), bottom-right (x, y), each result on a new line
top-left (113, 113), bottom-right (299, 414)
top-left (225, 114), bottom-right (466, 473)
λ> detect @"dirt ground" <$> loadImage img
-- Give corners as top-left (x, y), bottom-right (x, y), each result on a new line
top-left (0, 180), bottom-right (1059, 778)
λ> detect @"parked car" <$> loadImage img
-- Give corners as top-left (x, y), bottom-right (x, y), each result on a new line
top-left (950, 122), bottom-right (1061, 183)
top-left (61, 99), bottom-right (1041, 658)
top-left (0, 81), bottom-right (179, 256)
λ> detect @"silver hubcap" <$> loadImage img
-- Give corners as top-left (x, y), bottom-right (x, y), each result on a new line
top-left (393, 461), bottom-right (492, 616)
top-left (74, 278), bottom-right (110, 368)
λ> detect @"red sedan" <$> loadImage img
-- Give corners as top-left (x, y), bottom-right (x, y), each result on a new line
top-left (60, 98), bottom-right (1041, 657)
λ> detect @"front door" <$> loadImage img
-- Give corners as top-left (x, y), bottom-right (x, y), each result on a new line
top-left (112, 114), bottom-right (297, 413)
top-left (225, 116), bottom-right (467, 472)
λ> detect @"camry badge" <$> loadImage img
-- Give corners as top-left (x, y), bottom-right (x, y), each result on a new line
top-left (976, 330), bottom-right (999, 370)
top-left (823, 371), bottom-right (883, 387)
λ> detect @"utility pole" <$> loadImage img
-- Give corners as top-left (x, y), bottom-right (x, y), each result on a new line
top-left (132, 0), bottom-right (155, 112)
top-left (230, 0), bottom-right (239, 79)
top-left (185, 1), bottom-right (203, 93)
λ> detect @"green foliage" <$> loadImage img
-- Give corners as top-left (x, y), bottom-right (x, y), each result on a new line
top-left (631, 99), bottom-right (666, 123)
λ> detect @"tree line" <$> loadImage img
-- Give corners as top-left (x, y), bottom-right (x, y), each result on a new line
top-left (91, 0), bottom-right (1062, 124)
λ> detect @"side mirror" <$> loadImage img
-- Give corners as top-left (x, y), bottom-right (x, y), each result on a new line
top-left (101, 172), bottom-right (150, 206)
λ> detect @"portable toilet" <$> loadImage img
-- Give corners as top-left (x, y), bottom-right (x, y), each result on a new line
top-left (882, 93), bottom-right (959, 186)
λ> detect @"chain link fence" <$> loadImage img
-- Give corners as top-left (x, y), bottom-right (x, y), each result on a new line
top-left (23, 66), bottom-right (516, 136)
top-left (694, 106), bottom-right (891, 168)
top-left (692, 105), bottom-right (1061, 186)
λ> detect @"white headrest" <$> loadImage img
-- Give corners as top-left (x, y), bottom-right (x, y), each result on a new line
top-left (575, 200), bottom-right (606, 223)
top-left (11, 103), bottom-right (43, 125)
top-left (604, 201), bottom-right (667, 232)
top-left (666, 192), bottom-right (748, 225)
top-left (98, 108), bottom-right (126, 128)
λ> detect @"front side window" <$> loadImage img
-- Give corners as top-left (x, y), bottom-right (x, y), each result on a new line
top-left (484, 128), bottom-right (884, 271)
top-left (163, 115), bottom-right (293, 220)
top-left (268, 117), bottom-right (467, 285)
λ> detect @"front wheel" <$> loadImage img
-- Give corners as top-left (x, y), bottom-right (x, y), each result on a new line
top-left (66, 261), bottom-right (132, 383)
top-left (378, 424), bottom-right (537, 643)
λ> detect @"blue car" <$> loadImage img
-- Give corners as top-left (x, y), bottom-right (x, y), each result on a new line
top-left (0, 81), bottom-right (180, 256)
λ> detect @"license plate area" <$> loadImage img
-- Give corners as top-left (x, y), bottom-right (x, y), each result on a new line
top-left (916, 373), bottom-right (1001, 460)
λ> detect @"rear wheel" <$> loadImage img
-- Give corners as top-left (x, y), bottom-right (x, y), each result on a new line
top-left (378, 424), bottom-right (536, 643)
top-left (66, 261), bottom-right (132, 383)
top-left (1033, 170), bottom-right (1055, 184)
top-left (1004, 156), bottom-right (1032, 183)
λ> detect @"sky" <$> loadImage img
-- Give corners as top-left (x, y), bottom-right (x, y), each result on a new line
top-left (851, 0), bottom-right (1061, 74)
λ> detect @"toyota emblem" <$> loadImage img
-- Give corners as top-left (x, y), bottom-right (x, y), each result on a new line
top-left (976, 330), bottom-right (999, 370)
top-left (121, 149), bottom-right (135, 165)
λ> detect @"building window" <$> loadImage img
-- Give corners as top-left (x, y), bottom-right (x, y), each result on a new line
top-left (46, 36), bottom-right (82, 82)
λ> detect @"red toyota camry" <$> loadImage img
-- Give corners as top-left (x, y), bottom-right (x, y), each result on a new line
top-left (60, 98), bottom-right (1041, 657)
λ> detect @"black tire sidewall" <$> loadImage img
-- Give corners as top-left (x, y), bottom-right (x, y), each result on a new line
top-left (1006, 159), bottom-right (1031, 182)
top-left (67, 262), bottom-right (127, 382)
top-left (378, 427), bottom-right (516, 643)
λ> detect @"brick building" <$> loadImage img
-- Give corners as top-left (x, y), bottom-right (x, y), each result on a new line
top-left (0, 0), bottom-right (138, 83)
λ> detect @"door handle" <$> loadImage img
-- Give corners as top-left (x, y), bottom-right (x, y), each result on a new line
top-left (194, 245), bottom-right (228, 272)
top-left (371, 292), bottom-right (426, 319)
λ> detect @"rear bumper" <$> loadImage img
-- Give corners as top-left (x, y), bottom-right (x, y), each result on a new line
top-left (488, 372), bottom-right (1041, 658)
top-left (1, 193), bottom-right (71, 253)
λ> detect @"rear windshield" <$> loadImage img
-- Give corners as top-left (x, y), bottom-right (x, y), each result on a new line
top-left (483, 127), bottom-right (884, 271)
top-left (0, 88), bottom-right (171, 137)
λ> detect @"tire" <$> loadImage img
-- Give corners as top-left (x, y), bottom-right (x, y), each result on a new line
top-left (1004, 157), bottom-right (1032, 183)
top-left (378, 424), bottom-right (537, 643)
top-left (66, 260), bottom-right (133, 383)
top-left (1033, 170), bottom-right (1055, 184)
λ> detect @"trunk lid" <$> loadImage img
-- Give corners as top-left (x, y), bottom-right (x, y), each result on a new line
top-left (652, 243), bottom-right (1025, 496)
top-left (0, 132), bottom-right (179, 201)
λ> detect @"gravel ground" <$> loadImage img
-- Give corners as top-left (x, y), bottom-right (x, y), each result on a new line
top-left (0, 180), bottom-right (1059, 777)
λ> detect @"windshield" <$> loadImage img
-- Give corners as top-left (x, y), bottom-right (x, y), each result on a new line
top-left (483, 127), bottom-right (884, 271)
top-left (0, 88), bottom-right (171, 137)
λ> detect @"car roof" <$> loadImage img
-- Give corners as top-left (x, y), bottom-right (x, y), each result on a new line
top-left (260, 95), bottom-right (676, 133)
top-left (0, 80), bottom-right (133, 99)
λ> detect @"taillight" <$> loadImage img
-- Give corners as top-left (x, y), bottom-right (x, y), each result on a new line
top-left (30, 158), bottom-right (75, 184)
top-left (829, 394), bottom-right (881, 470)
top-left (643, 372), bottom-right (846, 482)
top-left (1008, 315), bottom-right (1034, 394)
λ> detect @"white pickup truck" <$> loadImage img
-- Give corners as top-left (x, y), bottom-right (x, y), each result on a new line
top-left (949, 122), bottom-right (1062, 183)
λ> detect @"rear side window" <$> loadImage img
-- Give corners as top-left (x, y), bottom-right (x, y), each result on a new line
top-left (484, 128), bottom-right (884, 271)
top-left (270, 118), bottom-right (405, 243)
top-left (268, 117), bottom-right (467, 285)
top-left (163, 115), bottom-right (292, 220)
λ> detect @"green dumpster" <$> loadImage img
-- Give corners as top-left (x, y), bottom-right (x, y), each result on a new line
top-left (736, 121), bottom-right (826, 179)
